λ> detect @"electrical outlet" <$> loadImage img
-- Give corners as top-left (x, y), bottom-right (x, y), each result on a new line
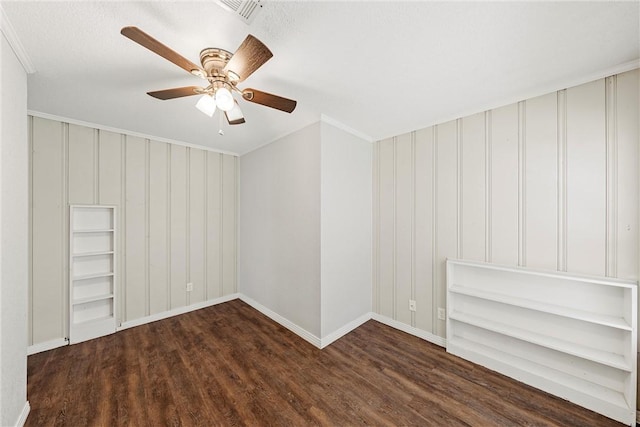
top-left (409, 299), bottom-right (416, 312)
top-left (438, 307), bottom-right (446, 320)
top-left (186, 282), bottom-right (193, 292)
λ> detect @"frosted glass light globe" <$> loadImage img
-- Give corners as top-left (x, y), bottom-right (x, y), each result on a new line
top-left (215, 87), bottom-right (235, 112)
top-left (195, 95), bottom-right (216, 117)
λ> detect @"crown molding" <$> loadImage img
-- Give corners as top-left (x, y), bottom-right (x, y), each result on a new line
top-left (28, 110), bottom-right (240, 156)
top-left (321, 114), bottom-right (373, 142)
top-left (375, 59), bottom-right (640, 143)
top-left (0, 5), bottom-right (35, 74)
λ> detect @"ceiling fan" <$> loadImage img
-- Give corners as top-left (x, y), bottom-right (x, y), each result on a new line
top-left (121, 26), bottom-right (296, 127)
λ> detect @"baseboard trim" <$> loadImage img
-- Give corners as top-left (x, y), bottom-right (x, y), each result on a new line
top-left (14, 401), bottom-right (30, 427)
top-left (239, 295), bottom-right (322, 348)
top-left (371, 313), bottom-right (447, 348)
top-left (27, 338), bottom-right (67, 355)
top-left (320, 312), bottom-right (373, 348)
top-left (118, 293), bottom-right (240, 331)
top-left (233, 299), bottom-right (446, 351)
top-left (27, 297), bottom-right (446, 358)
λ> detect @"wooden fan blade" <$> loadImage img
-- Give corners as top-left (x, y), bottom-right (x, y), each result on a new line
top-left (121, 26), bottom-right (205, 76)
top-left (223, 35), bottom-right (273, 82)
top-left (225, 101), bottom-right (246, 125)
top-left (242, 89), bottom-right (297, 113)
top-left (147, 86), bottom-right (201, 100)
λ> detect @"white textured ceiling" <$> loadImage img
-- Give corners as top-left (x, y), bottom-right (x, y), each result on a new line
top-left (2, 1), bottom-right (639, 155)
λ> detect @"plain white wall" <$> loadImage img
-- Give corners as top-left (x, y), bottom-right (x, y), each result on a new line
top-left (239, 123), bottom-right (322, 336)
top-left (320, 122), bottom-right (372, 337)
top-left (0, 32), bottom-right (29, 425)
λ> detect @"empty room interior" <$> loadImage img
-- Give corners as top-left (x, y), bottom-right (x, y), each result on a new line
top-left (1, 1), bottom-right (640, 426)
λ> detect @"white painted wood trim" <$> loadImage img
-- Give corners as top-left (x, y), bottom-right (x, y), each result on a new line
top-left (448, 257), bottom-right (637, 287)
top-left (320, 312), bottom-right (372, 348)
top-left (0, 6), bottom-right (35, 73)
top-left (118, 293), bottom-right (240, 331)
top-left (371, 312), bottom-right (447, 347)
top-left (239, 294), bottom-right (322, 348)
top-left (321, 114), bottom-right (374, 142)
top-left (517, 101), bottom-right (526, 267)
top-left (392, 136), bottom-right (397, 319)
top-left (374, 60), bottom-right (640, 143)
top-left (27, 338), bottom-right (68, 355)
top-left (28, 295), bottom-right (448, 361)
top-left (237, 119), bottom-right (320, 156)
top-left (605, 76), bottom-right (618, 278)
top-left (557, 89), bottom-right (567, 272)
top-left (484, 110), bottom-right (492, 263)
top-left (14, 401), bottom-right (30, 427)
top-left (239, 115), bottom-right (374, 158)
top-left (27, 111), bottom-right (238, 156)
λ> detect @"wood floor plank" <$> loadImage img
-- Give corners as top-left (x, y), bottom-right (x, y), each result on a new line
top-left (26, 300), bottom-right (624, 426)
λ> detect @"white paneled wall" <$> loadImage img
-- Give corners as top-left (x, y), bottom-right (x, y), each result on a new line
top-left (29, 116), bottom-right (237, 347)
top-left (373, 69), bottom-right (639, 340)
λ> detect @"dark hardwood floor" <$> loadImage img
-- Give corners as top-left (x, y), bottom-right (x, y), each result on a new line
top-left (26, 299), bottom-right (623, 426)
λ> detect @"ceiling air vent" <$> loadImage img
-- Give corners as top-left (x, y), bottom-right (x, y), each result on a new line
top-left (216, 0), bottom-right (264, 25)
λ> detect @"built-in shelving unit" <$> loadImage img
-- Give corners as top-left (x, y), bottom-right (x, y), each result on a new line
top-left (446, 259), bottom-right (637, 426)
top-left (69, 205), bottom-right (117, 344)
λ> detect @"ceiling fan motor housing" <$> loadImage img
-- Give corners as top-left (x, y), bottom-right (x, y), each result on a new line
top-left (199, 48), bottom-right (233, 77)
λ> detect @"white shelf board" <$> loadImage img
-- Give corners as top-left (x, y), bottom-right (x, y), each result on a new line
top-left (449, 312), bottom-right (631, 372)
top-left (72, 228), bottom-right (114, 233)
top-left (448, 337), bottom-right (630, 414)
top-left (447, 258), bottom-right (638, 289)
top-left (72, 250), bottom-right (114, 258)
top-left (69, 315), bottom-right (116, 344)
top-left (450, 284), bottom-right (632, 331)
top-left (73, 314), bottom-right (114, 327)
top-left (73, 293), bottom-right (114, 305)
top-left (72, 272), bottom-right (114, 281)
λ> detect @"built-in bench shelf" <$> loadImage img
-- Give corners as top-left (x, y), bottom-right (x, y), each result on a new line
top-left (446, 259), bottom-right (637, 426)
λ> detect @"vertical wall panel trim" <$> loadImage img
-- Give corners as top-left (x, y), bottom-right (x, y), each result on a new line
top-left (144, 140), bottom-right (150, 316)
top-left (557, 89), bottom-right (568, 272)
top-left (485, 111), bottom-right (492, 263)
top-left (605, 76), bottom-right (618, 277)
top-left (374, 142), bottom-right (380, 312)
top-left (456, 119), bottom-right (462, 259)
top-left (456, 119), bottom-right (464, 259)
top-left (219, 154), bottom-right (223, 297)
top-left (120, 135), bottom-right (126, 324)
top-left (28, 116), bottom-right (34, 345)
top-left (518, 101), bottom-right (527, 267)
top-left (186, 148), bottom-right (191, 306)
top-left (62, 123), bottom-right (69, 339)
top-left (411, 131), bottom-right (416, 327)
top-left (94, 129), bottom-right (99, 204)
top-left (392, 137), bottom-right (397, 319)
top-left (234, 156), bottom-right (238, 291)
top-left (166, 144), bottom-right (171, 310)
top-left (432, 126), bottom-right (438, 333)
top-left (204, 153), bottom-right (209, 300)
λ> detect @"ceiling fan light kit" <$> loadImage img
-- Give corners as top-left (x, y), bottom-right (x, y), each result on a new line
top-left (120, 26), bottom-right (296, 131)
top-left (214, 87), bottom-right (235, 112)
top-left (196, 95), bottom-right (216, 117)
